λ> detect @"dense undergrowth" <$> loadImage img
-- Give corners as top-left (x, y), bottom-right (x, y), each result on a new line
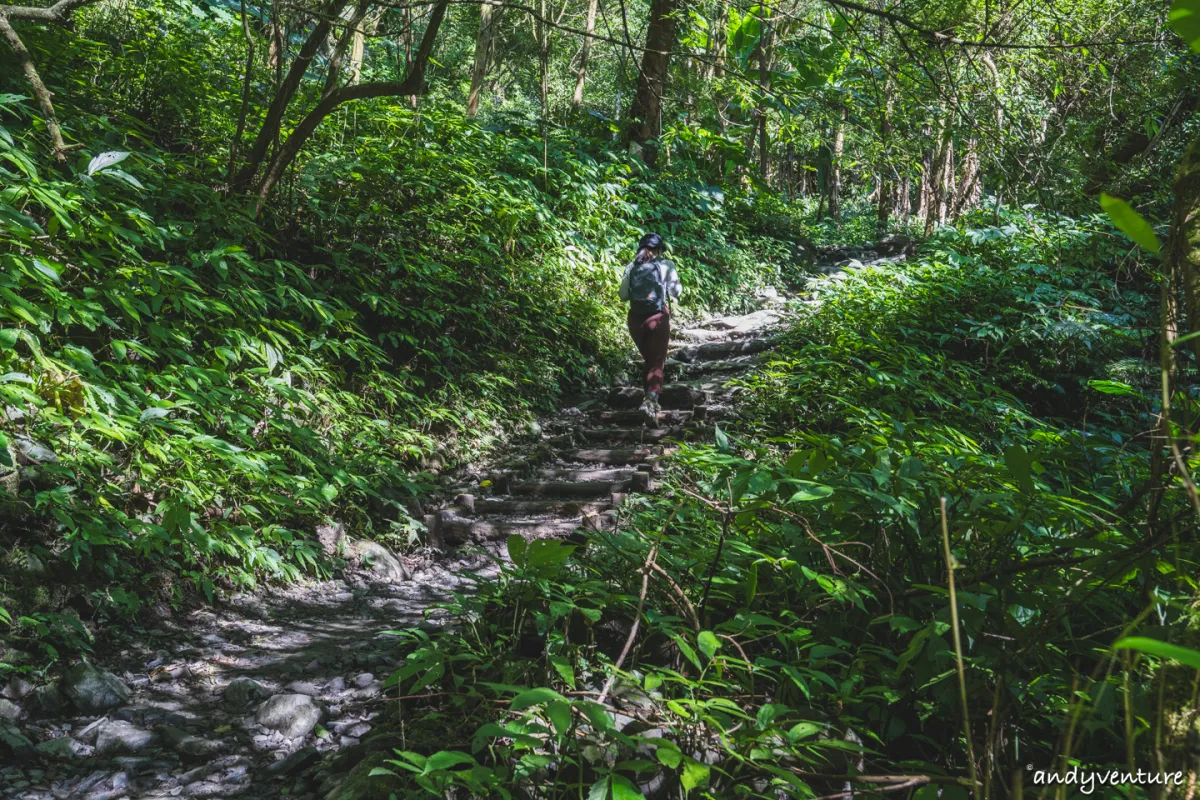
top-left (0, 87), bottom-right (805, 664)
top-left (360, 211), bottom-right (1199, 798)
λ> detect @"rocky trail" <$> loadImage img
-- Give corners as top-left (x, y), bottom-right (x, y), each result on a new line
top-left (0, 241), bottom-right (907, 800)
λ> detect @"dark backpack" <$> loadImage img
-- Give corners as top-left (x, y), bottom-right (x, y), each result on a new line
top-left (628, 259), bottom-right (667, 315)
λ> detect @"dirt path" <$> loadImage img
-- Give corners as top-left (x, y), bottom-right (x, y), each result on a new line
top-left (0, 243), bottom-right (904, 800)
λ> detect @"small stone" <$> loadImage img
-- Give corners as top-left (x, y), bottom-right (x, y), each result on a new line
top-left (285, 681), bottom-right (321, 697)
top-left (265, 745), bottom-right (319, 775)
top-left (350, 540), bottom-right (411, 582)
top-left (255, 694), bottom-right (322, 739)
top-left (305, 658), bottom-right (322, 672)
top-left (0, 699), bottom-right (21, 720)
top-left (344, 722), bottom-right (371, 739)
top-left (352, 673), bottom-right (374, 689)
top-left (326, 677), bottom-right (345, 694)
top-left (223, 677), bottom-right (269, 708)
top-left (4, 676), bottom-right (33, 700)
top-left (95, 720), bottom-right (158, 756)
top-left (61, 663), bottom-right (130, 714)
top-left (34, 735), bottom-right (79, 759)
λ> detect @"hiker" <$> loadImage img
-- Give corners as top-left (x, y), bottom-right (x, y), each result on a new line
top-left (619, 232), bottom-right (682, 426)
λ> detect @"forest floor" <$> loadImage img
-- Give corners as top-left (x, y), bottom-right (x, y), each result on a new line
top-left (0, 244), bottom-right (895, 800)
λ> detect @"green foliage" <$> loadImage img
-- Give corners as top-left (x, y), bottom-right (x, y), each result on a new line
top-left (368, 212), bottom-right (1194, 797)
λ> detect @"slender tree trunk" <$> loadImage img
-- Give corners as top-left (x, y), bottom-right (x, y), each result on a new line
top-left (952, 136), bottom-right (981, 218)
top-left (255, 0), bottom-right (449, 209)
top-left (900, 176), bottom-right (911, 227)
top-left (829, 105), bottom-right (846, 222)
top-left (924, 114), bottom-right (952, 236)
top-left (236, 0), bottom-right (351, 189)
top-left (0, 16), bottom-right (71, 160)
top-left (347, 8), bottom-right (380, 84)
top-left (467, 0), bottom-right (504, 117)
top-left (1170, 134), bottom-right (1200, 366)
top-left (227, 0), bottom-right (257, 187)
top-left (627, 0), bottom-right (678, 165)
top-left (876, 85), bottom-right (894, 234)
top-left (573, 0), bottom-right (599, 106)
top-left (756, 7), bottom-right (773, 182)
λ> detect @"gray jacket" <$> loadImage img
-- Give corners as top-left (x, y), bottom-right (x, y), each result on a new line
top-left (618, 259), bottom-right (682, 304)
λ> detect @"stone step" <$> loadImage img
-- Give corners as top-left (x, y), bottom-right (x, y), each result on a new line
top-left (608, 384), bottom-right (707, 410)
top-left (534, 467), bottom-right (636, 482)
top-left (473, 498), bottom-right (613, 516)
top-left (597, 409), bottom-right (693, 425)
top-left (441, 513), bottom-right (614, 544)
top-left (677, 354), bottom-right (767, 377)
top-left (671, 336), bottom-right (778, 362)
top-left (508, 479), bottom-right (631, 497)
top-left (564, 447), bottom-right (661, 464)
top-left (580, 427), bottom-right (680, 444)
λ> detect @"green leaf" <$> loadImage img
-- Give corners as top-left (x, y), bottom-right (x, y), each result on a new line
top-left (1099, 193), bottom-right (1161, 254)
top-left (669, 632), bottom-right (702, 670)
top-left (507, 534), bottom-right (527, 568)
top-left (1003, 444), bottom-right (1035, 494)
top-left (784, 480), bottom-right (834, 503)
top-left (681, 758), bottom-right (711, 791)
top-left (714, 424), bottom-right (731, 452)
top-left (655, 743), bottom-right (682, 768)
top-left (422, 751), bottom-right (477, 774)
top-left (550, 655), bottom-right (576, 689)
top-left (511, 687), bottom-right (567, 710)
top-left (0, 330), bottom-right (19, 350)
top-left (0, 432), bottom-right (12, 469)
top-left (608, 774), bottom-right (645, 799)
top-left (745, 561), bottom-right (758, 607)
top-left (1114, 637), bottom-right (1200, 669)
top-left (697, 630), bottom-right (722, 661)
top-left (788, 721), bottom-right (821, 743)
top-left (139, 407), bottom-right (170, 422)
top-left (546, 700), bottom-right (572, 739)
top-left (1170, 0), bottom-right (1200, 52)
top-left (1087, 379), bottom-right (1145, 398)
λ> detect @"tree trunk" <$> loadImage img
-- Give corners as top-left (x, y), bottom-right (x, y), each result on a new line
top-left (627, 0), bottom-right (678, 165)
top-left (924, 115), bottom-right (952, 236)
top-left (756, 8), bottom-right (773, 182)
top-left (876, 84), bottom-right (894, 234)
top-left (255, 0), bottom-right (449, 210)
top-left (1170, 134), bottom-right (1200, 367)
top-left (467, 0), bottom-right (504, 117)
top-left (235, 0), bottom-right (351, 190)
top-left (952, 136), bottom-right (981, 218)
top-left (572, 0), bottom-right (599, 106)
top-left (829, 105), bottom-right (846, 222)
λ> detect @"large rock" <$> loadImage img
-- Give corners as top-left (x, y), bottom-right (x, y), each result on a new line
top-left (61, 662), bottom-right (130, 714)
top-left (0, 698), bottom-right (21, 720)
top-left (95, 719), bottom-right (158, 756)
top-left (157, 724), bottom-right (223, 760)
top-left (350, 540), bottom-right (410, 583)
top-left (35, 735), bottom-right (80, 760)
top-left (0, 720), bottom-right (33, 758)
top-left (256, 693), bottom-right (322, 739)
top-left (223, 677), bottom-right (270, 709)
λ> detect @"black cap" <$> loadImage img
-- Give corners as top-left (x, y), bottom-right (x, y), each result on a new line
top-left (638, 232), bottom-right (664, 251)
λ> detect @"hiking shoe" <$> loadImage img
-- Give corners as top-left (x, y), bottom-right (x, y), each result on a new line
top-left (639, 396), bottom-right (660, 427)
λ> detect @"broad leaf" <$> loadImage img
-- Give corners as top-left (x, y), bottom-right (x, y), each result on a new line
top-left (1099, 193), bottom-right (1161, 254)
